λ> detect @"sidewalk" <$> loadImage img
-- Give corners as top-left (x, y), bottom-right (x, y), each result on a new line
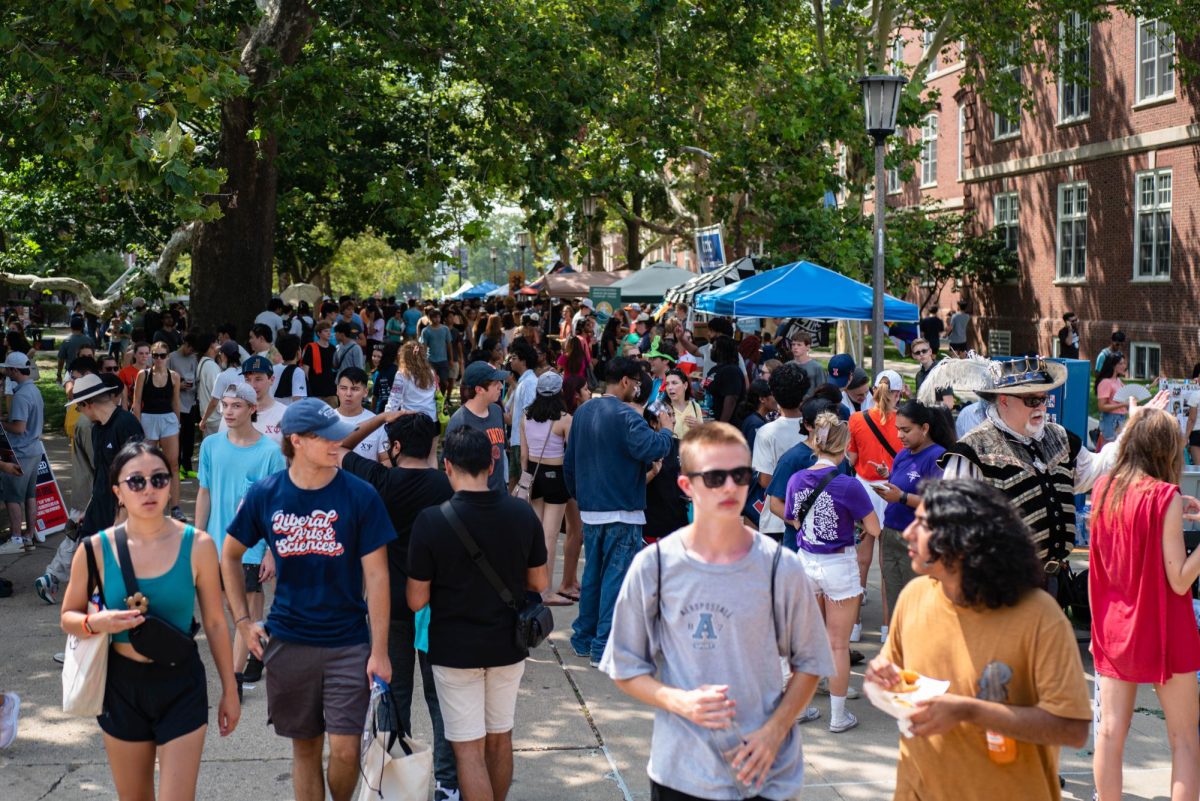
top-left (0, 436), bottom-right (1179, 800)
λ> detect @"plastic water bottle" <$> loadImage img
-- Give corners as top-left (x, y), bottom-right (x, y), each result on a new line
top-left (709, 722), bottom-right (755, 799)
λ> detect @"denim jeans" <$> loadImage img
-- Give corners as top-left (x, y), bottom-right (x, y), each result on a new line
top-left (570, 522), bottom-right (643, 662)
top-left (388, 619), bottom-right (456, 790)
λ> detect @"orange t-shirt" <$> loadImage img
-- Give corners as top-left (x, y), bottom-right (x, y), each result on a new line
top-left (847, 407), bottom-right (902, 480)
top-left (118, 366), bottom-right (140, 393)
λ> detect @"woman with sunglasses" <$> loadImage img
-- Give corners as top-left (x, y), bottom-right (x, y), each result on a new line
top-left (133, 343), bottom-right (186, 521)
top-left (60, 441), bottom-right (239, 800)
top-left (784, 410), bottom-right (881, 735)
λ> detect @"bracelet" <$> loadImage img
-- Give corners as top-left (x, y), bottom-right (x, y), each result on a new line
top-left (82, 614), bottom-right (95, 636)
top-left (901, 491), bottom-right (909, 505)
top-left (234, 615), bottom-right (251, 626)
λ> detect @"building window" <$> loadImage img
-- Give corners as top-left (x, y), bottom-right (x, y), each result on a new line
top-left (1134, 169), bottom-right (1172, 279)
top-left (994, 54), bottom-right (1022, 139)
top-left (920, 114), bottom-right (938, 186)
top-left (956, 106), bottom-right (965, 182)
top-left (1137, 18), bottom-right (1175, 103)
top-left (1056, 182), bottom-right (1087, 280)
top-left (1059, 13), bottom-right (1091, 122)
top-left (994, 192), bottom-right (1019, 252)
top-left (923, 29), bottom-right (938, 76)
top-left (891, 37), bottom-right (905, 75)
top-left (886, 165), bottom-right (902, 194)
top-left (1130, 342), bottom-right (1161, 380)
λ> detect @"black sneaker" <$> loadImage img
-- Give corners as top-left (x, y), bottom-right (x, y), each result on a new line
top-left (243, 655), bottom-right (264, 683)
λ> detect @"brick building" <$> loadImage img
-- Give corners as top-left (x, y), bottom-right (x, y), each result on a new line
top-left (885, 12), bottom-right (1198, 377)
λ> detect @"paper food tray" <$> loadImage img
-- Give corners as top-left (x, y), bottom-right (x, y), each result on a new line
top-left (864, 674), bottom-right (951, 738)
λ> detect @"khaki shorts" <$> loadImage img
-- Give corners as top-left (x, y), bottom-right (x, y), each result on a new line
top-left (431, 661), bottom-right (525, 742)
top-left (263, 639), bottom-right (370, 739)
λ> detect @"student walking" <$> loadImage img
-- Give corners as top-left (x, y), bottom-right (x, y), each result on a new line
top-left (602, 423), bottom-right (834, 801)
top-left (1089, 408), bottom-right (1200, 801)
top-left (519, 371), bottom-right (575, 606)
top-left (59, 441), bottom-right (239, 801)
top-left (221, 399), bottom-right (396, 801)
top-left (132, 342), bottom-right (185, 521)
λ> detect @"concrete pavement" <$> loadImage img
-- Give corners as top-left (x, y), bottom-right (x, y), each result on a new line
top-left (0, 435), bottom-right (1182, 800)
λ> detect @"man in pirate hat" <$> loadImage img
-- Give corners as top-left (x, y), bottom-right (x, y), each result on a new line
top-left (939, 356), bottom-right (1167, 579)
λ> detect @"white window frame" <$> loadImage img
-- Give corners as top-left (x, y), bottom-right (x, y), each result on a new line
top-left (993, 192), bottom-right (1019, 253)
top-left (1055, 182), bottom-right (1087, 282)
top-left (956, 105), bottom-right (965, 182)
top-left (891, 37), bottom-right (906, 75)
top-left (994, 55), bottom-right (1022, 140)
top-left (923, 29), bottom-right (938, 76)
top-left (1133, 168), bottom-right (1172, 281)
top-left (1136, 18), bottom-right (1175, 104)
top-left (920, 114), bottom-right (938, 187)
top-left (1058, 13), bottom-right (1091, 123)
top-left (886, 165), bottom-right (902, 195)
top-left (1130, 342), bottom-right (1161, 381)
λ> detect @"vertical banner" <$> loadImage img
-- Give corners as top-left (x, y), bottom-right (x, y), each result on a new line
top-left (694, 225), bottom-right (726, 274)
top-left (589, 287), bottom-right (622, 328)
top-left (34, 447), bottom-right (69, 536)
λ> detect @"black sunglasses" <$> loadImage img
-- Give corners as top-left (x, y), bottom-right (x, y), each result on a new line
top-left (686, 467), bottom-right (755, 489)
top-left (120, 472), bottom-right (172, 492)
top-left (1019, 395), bottom-right (1050, 408)
top-left (912, 348), bottom-right (931, 355)
top-left (152, 353), bottom-right (169, 359)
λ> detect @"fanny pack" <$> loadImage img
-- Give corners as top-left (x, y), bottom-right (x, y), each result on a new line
top-left (438, 501), bottom-right (553, 652)
top-left (113, 525), bottom-right (200, 666)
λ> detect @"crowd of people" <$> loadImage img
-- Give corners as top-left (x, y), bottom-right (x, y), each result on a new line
top-left (0, 291), bottom-right (1196, 801)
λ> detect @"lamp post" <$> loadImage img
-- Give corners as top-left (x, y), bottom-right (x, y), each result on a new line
top-left (858, 74), bottom-right (908, 376)
top-left (581, 196), bottom-right (598, 271)
top-left (516, 231), bottom-right (531, 278)
top-left (489, 247), bottom-right (498, 285)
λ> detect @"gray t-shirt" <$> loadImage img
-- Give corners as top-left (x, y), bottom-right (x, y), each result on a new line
top-left (333, 341), bottom-right (364, 375)
top-left (444, 403), bottom-right (507, 492)
top-left (793, 359), bottom-right (827, 399)
top-left (600, 532), bottom-right (835, 800)
top-left (948, 312), bottom-right (970, 343)
top-left (8, 380), bottom-right (44, 461)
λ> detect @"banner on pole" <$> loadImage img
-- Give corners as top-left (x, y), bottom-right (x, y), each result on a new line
top-left (695, 225), bottom-right (726, 274)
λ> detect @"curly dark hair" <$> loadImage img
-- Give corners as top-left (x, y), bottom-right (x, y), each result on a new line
top-left (922, 479), bottom-right (1043, 609)
top-left (768, 361), bottom-right (810, 410)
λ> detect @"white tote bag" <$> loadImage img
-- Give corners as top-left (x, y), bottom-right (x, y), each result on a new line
top-left (62, 537), bottom-right (110, 716)
top-left (356, 680), bottom-right (433, 801)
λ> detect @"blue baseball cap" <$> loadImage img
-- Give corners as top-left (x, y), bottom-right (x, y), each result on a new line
top-left (462, 360), bottom-right (509, 388)
top-left (827, 353), bottom-right (857, 388)
top-left (241, 355), bottom-right (273, 375)
top-left (280, 398), bottom-right (357, 440)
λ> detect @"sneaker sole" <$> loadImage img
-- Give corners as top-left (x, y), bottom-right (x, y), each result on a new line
top-left (829, 719), bottom-right (859, 734)
top-left (0, 693), bottom-right (20, 749)
top-left (34, 580), bottom-right (54, 605)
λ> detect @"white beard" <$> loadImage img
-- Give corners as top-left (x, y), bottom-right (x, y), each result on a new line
top-left (1024, 418), bottom-right (1046, 438)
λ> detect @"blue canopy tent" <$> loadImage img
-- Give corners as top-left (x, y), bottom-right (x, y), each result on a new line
top-left (458, 281), bottom-right (500, 300)
top-left (693, 260), bottom-right (918, 322)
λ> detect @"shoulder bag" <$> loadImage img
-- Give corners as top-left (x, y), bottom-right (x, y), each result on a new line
top-left (511, 422), bottom-right (551, 501)
top-left (114, 525), bottom-right (200, 666)
top-left (62, 536), bottom-right (110, 716)
top-left (861, 411), bottom-right (897, 459)
top-left (438, 500), bottom-right (553, 651)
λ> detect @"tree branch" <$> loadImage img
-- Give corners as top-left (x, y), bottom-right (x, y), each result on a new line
top-left (605, 195), bottom-right (692, 238)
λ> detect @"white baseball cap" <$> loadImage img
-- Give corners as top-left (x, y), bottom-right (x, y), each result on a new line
top-left (2, 352), bottom-right (31, 371)
top-left (874, 369), bottom-right (904, 390)
top-left (580, 299), bottom-right (595, 310)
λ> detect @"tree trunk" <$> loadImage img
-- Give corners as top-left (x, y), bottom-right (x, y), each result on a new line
top-left (189, 0), bottom-right (315, 334)
top-left (624, 193), bottom-right (643, 270)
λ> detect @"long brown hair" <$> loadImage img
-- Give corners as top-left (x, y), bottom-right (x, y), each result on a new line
top-left (1095, 408), bottom-right (1183, 526)
top-left (564, 336), bottom-right (585, 374)
top-left (398, 342), bottom-right (435, 390)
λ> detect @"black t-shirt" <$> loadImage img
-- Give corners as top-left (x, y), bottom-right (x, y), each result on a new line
top-left (1058, 325), bottom-right (1079, 359)
top-left (82, 407), bottom-right (144, 536)
top-left (644, 438), bottom-right (689, 541)
top-left (918, 315), bottom-right (943, 348)
top-left (409, 490), bottom-right (548, 668)
top-left (341, 452), bottom-right (452, 621)
top-left (706, 363), bottom-right (745, 420)
top-left (304, 342), bottom-right (337, 397)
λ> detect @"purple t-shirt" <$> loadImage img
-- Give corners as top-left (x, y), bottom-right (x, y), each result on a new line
top-left (882, 444), bottom-right (945, 530)
top-left (784, 466), bottom-right (875, 553)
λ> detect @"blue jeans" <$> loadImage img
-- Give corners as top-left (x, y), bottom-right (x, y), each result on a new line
top-left (571, 522), bottom-right (643, 662)
top-left (1099, 411), bottom-right (1126, 443)
top-left (388, 619), bottom-right (456, 790)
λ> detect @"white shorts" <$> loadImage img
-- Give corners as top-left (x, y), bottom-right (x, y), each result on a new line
top-left (798, 549), bottom-right (863, 602)
top-left (432, 661), bottom-right (525, 742)
top-left (140, 412), bottom-right (180, 440)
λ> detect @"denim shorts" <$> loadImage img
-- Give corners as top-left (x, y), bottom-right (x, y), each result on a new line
top-left (1099, 411), bottom-right (1126, 442)
top-left (798, 549), bottom-right (862, 602)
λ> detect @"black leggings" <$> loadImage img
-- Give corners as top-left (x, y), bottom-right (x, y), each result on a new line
top-left (178, 407), bottom-right (198, 471)
top-left (651, 780), bottom-right (780, 801)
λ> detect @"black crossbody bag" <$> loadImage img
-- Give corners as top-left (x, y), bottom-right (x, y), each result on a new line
top-left (438, 501), bottom-right (554, 652)
top-left (113, 526), bottom-right (200, 666)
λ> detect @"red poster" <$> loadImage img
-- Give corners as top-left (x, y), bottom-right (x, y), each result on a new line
top-left (34, 447), bottom-right (69, 536)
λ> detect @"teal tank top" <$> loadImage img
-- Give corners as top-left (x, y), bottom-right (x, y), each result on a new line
top-left (100, 525), bottom-right (196, 644)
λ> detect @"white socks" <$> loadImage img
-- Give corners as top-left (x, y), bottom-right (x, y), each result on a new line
top-left (831, 694), bottom-right (847, 722)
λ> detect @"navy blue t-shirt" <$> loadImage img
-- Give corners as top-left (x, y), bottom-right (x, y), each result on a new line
top-left (228, 469), bottom-right (397, 647)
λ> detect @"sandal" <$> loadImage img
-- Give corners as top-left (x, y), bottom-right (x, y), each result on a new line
top-left (558, 589), bottom-right (580, 602)
top-left (542, 593), bottom-right (575, 606)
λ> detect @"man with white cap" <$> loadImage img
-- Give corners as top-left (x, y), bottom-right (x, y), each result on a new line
top-left (222, 398), bottom-right (396, 801)
top-left (571, 298), bottom-right (594, 334)
top-left (196, 382), bottom-right (286, 695)
top-left (220, 354), bottom-right (285, 443)
top-left (0, 352), bottom-right (44, 552)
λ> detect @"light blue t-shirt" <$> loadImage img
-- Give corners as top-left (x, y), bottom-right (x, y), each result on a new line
top-left (420, 324), bottom-right (452, 363)
top-left (403, 308), bottom-right (423, 337)
top-left (199, 432), bottom-right (286, 564)
top-left (8, 380), bottom-right (44, 461)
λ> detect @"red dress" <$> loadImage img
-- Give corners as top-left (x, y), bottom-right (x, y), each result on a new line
top-left (1089, 476), bottom-right (1200, 683)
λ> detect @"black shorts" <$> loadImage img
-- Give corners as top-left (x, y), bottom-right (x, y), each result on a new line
top-left (949, 341), bottom-right (967, 352)
top-left (99, 648), bottom-right (208, 744)
top-left (1189, 430), bottom-right (1200, 449)
top-left (431, 360), bottom-right (450, 387)
top-left (528, 460), bottom-right (570, 504)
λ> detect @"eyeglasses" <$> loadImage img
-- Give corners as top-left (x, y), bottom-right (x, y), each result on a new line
top-left (913, 348), bottom-right (931, 356)
top-left (1020, 395), bottom-right (1050, 408)
top-left (152, 353), bottom-right (169, 360)
top-left (120, 472), bottom-right (172, 492)
top-left (686, 467), bottom-right (755, 488)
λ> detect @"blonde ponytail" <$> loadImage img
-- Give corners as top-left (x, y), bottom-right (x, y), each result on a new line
top-left (810, 410), bottom-right (850, 456)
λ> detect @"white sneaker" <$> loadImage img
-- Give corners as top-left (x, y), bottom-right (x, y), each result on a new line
top-left (880, 625), bottom-right (889, 645)
top-left (434, 783), bottom-right (462, 801)
top-left (849, 623), bottom-right (862, 643)
top-left (829, 711), bottom-right (858, 734)
top-left (0, 692), bottom-right (19, 749)
top-left (32, 529), bottom-right (46, 544)
top-left (816, 678), bottom-right (860, 699)
top-left (0, 538), bottom-right (27, 555)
